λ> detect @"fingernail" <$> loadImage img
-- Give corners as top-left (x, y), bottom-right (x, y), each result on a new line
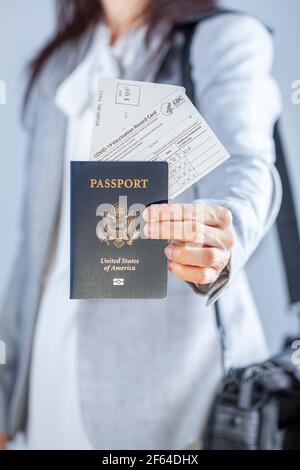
top-left (145, 223), bottom-right (159, 238)
top-left (164, 244), bottom-right (173, 258)
top-left (142, 208), bottom-right (149, 221)
top-left (143, 223), bottom-right (149, 237)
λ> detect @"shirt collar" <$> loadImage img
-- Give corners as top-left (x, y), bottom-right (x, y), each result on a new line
top-left (54, 45), bottom-right (94, 118)
top-left (54, 23), bottom-right (149, 118)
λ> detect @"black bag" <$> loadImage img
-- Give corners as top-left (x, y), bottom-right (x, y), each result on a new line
top-left (172, 8), bottom-right (300, 450)
top-left (204, 340), bottom-right (300, 449)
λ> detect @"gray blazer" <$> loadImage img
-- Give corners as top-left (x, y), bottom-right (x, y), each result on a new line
top-left (0, 13), bottom-right (282, 448)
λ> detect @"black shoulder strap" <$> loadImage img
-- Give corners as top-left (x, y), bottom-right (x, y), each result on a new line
top-left (177, 10), bottom-right (300, 307)
top-left (175, 7), bottom-right (235, 27)
top-left (273, 123), bottom-right (300, 305)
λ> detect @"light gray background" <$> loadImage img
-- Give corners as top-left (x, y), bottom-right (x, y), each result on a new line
top-left (0, 0), bottom-right (299, 353)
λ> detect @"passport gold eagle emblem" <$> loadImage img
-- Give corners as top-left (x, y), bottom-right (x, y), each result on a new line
top-left (96, 203), bottom-right (141, 248)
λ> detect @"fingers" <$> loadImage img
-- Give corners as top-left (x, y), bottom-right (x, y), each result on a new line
top-left (168, 261), bottom-right (219, 285)
top-left (144, 220), bottom-right (204, 243)
top-left (144, 221), bottom-right (234, 249)
top-left (164, 244), bottom-right (228, 269)
top-left (143, 204), bottom-right (233, 285)
top-left (143, 203), bottom-right (232, 228)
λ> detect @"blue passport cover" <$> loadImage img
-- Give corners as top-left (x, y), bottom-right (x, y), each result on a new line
top-left (70, 161), bottom-right (168, 299)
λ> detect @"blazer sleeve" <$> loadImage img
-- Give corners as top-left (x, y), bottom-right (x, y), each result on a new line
top-left (190, 13), bottom-right (282, 304)
top-left (0, 83), bottom-right (39, 434)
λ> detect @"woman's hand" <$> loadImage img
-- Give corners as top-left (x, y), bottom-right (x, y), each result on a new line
top-left (0, 433), bottom-right (7, 450)
top-left (143, 204), bottom-right (234, 285)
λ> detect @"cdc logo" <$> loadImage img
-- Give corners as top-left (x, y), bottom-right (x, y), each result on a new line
top-left (173, 95), bottom-right (185, 107)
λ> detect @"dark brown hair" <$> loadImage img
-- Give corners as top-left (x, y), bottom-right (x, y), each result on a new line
top-left (26, 0), bottom-right (216, 103)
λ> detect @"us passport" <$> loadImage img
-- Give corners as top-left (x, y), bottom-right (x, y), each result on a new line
top-left (70, 161), bottom-right (168, 299)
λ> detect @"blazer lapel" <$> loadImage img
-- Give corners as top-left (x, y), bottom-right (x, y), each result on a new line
top-left (28, 29), bottom-right (95, 284)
